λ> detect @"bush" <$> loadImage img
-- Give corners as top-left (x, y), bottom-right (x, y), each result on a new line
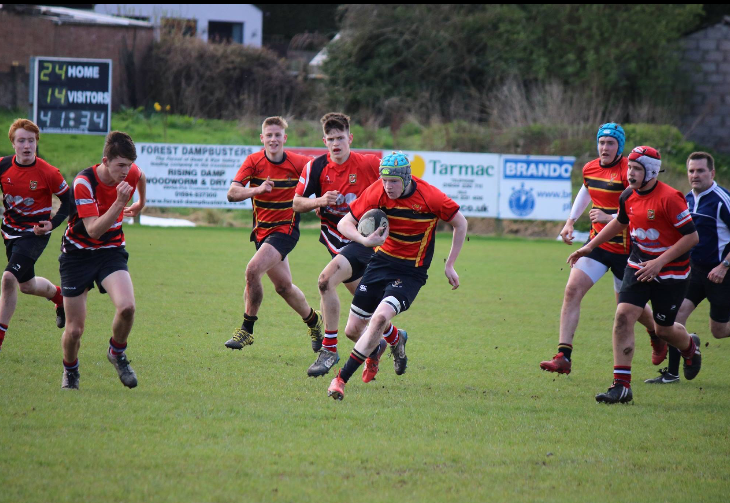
top-left (144, 35), bottom-right (303, 119)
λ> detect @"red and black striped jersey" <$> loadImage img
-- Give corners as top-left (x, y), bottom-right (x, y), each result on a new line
top-left (295, 151), bottom-right (381, 254)
top-left (233, 151), bottom-right (310, 242)
top-left (0, 155), bottom-right (69, 239)
top-left (583, 157), bottom-right (630, 254)
top-left (62, 164), bottom-right (141, 252)
top-left (617, 181), bottom-right (696, 281)
top-left (349, 176), bottom-right (460, 270)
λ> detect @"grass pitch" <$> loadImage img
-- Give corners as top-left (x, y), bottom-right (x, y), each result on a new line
top-left (1, 226), bottom-right (728, 503)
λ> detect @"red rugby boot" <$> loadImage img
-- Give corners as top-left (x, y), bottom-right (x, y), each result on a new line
top-left (327, 374), bottom-right (346, 400)
top-left (539, 352), bottom-right (572, 374)
top-left (650, 338), bottom-right (668, 365)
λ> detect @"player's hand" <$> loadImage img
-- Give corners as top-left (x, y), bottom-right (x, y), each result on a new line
top-left (124, 201), bottom-right (144, 218)
top-left (116, 181), bottom-right (134, 204)
top-left (314, 208), bottom-right (321, 218)
top-left (259, 177), bottom-right (274, 194)
top-left (33, 220), bottom-right (52, 235)
top-left (635, 259), bottom-right (663, 282)
top-left (589, 209), bottom-right (612, 224)
top-left (707, 264), bottom-right (728, 284)
top-left (560, 221), bottom-right (575, 245)
top-left (319, 190), bottom-right (339, 207)
top-left (445, 264), bottom-right (460, 290)
top-left (362, 225), bottom-right (388, 247)
top-left (567, 245), bottom-right (591, 267)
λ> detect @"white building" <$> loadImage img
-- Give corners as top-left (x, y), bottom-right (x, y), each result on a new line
top-left (92, 4), bottom-right (262, 46)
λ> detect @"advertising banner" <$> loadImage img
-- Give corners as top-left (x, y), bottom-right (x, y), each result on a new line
top-left (137, 143), bottom-right (574, 221)
top-left (400, 151), bottom-right (499, 218)
top-left (498, 155), bottom-right (575, 220)
top-left (137, 143), bottom-right (257, 208)
top-left (136, 145), bottom-right (385, 209)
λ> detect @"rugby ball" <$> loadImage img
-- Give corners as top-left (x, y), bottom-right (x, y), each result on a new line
top-left (357, 209), bottom-right (388, 237)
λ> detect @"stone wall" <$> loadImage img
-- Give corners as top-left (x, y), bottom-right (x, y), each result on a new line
top-left (680, 17), bottom-right (730, 153)
top-left (0, 10), bottom-right (153, 111)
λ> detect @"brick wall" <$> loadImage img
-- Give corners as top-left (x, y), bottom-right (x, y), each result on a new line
top-left (680, 18), bottom-right (730, 153)
top-left (0, 10), bottom-right (153, 111)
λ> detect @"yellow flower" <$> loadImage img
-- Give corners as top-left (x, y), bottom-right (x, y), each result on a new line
top-left (165, 105), bottom-right (171, 111)
top-left (154, 102), bottom-right (162, 112)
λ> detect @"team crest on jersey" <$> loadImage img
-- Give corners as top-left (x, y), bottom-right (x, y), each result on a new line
top-left (349, 173), bottom-right (357, 184)
top-left (647, 209), bottom-right (655, 220)
top-left (29, 180), bottom-right (38, 190)
top-left (610, 174), bottom-right (617, 182)
top-left (411, 204), bottom-right (422, 212)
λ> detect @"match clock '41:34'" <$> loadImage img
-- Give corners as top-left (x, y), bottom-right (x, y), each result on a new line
top-left (31, 56), bottom-right (112, 135)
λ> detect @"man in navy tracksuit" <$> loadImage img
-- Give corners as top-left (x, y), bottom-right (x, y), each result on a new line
top-left (646, 151), bottom-right (730, 384)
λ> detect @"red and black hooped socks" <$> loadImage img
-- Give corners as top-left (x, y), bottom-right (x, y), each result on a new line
top-left (338, 348), bottom-right (367, 383)
top-left (613, 366), bottom-right (632, 388)
top-left (323, 330), bottom-right (338, 352)
top-left (383, 324), bottom-right (399, 346)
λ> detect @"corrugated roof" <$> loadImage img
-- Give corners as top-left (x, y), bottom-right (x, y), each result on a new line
top-left (31, 5), bottom-right (152, 27)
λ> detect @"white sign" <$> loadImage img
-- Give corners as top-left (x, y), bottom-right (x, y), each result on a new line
top-left (137, 143), bottom-right (257, 208)
top-left (401, 151), bottom-right (499, 218)
top-left (136, 143), bottom-right (575, 221)
top-left (498, 155), bottom-right (575, 220)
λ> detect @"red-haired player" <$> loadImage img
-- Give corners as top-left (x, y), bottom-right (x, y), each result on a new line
top-left (0, 119), bottom-right (71, 352)
top-left (569, 146), bottom-right (701, 403)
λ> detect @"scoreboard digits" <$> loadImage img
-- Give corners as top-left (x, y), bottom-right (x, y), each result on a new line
top-left (32, 57), bottom-right (112, 135)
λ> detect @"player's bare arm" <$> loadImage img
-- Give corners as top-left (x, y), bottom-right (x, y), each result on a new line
top-left (82, 181), bottom-right (133, 239)
top-left (567, 218), bottom-right (628, 266)
top-left (34, 182), bottom-right (73, 235)
top-left (589, 209), bottom-right (613, 224)
top-left (292, 190), bottom-right (339, 213)
top-left (560, 218), bottom-right (577, 245)
top-left (337, 212), bottom-right (388, 247)
top-left (124, 171), bottom-right (146, 217)
top-left (227, 177), bottom-right (273, 202)
top-left (635, 231), bottom-right (699, 282)
top-left (708, 252), bottom-right (730, 284)
top-left (444, 211), bottom-right (467, 290)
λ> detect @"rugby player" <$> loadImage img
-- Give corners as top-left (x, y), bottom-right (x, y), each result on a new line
top-left (541, 123), bottom-right (658, 375)
top-left (224, 117), bottom-right (323, 352)
top-left (0, 119), bottom-right (70, 352)
top-left (327, 151), bottom-right (468, 400)
top-left (293, 113), bottom-right (402, 379)
top-left (59, 131), bottom-right (147, 389)
top-left (647, 151), bottom-right (730, 384)
top-left (568, 146), bottom-right (701, 404)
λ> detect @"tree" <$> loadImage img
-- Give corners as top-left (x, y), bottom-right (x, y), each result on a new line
top-left (323, 5), bottom-right (703, 123)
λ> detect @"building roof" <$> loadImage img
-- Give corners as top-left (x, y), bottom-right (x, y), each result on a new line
top-left (5, 5), bottom-right (152, 27)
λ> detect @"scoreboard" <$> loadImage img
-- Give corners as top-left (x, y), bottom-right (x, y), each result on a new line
top-left (31, 57), bottom-right (112, 135)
